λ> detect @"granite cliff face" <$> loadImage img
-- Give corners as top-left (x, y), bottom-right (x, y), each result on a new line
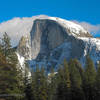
top-left (16, 16), bottom-right (100, 71)
top-left (31, 19), bottom-right (68, 59)
top-left (17, 35), bottom-right (31, 60)
top-left (29, 19), bottom-right (85, 68)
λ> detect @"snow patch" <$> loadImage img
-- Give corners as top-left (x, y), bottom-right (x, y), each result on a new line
top-left (79, 37), bottom-right (100, 65)
top-left (17, 53), bottom-right (25, 68)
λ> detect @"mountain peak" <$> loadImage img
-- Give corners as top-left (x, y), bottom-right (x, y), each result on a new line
top-left (17, 17), bottom-right (99, 71)
top-left (0, 15), bottom-right (92, 46)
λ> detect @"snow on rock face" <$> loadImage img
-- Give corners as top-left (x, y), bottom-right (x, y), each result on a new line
top-left (16, 53), bottom-right (31, 77)
top-left (49, 17), bottom-right (89, 36)
top-left (16, 53), bottom-right (25, 68)
top-left (27, 42), bottom-right (72, 71)
top-left (30, 15), bottom-right (92, 37)
top-left (79, 37), bottom-right (100, 65)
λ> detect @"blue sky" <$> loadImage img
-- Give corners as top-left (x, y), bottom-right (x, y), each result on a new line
top-left (0, 0), bottom-right (100, 36)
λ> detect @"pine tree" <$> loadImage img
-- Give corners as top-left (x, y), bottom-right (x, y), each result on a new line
top-left (48, 67), bottom-right (57, 100)
top-left (84, 55), bottom-right (96, 100)
top-left (1, 32), bottom-right (11, 57)
top-left (24, 62), bottom-right (34, 100)
top-left (72, 59), bottom-right (84, 79)
top-left (0, 34), bottom-right (24, 100)
top-left (32, 66), bottom-right (48, 100)
top-left (68, 59), bottom-right (84, 100)
top-left (0, 49), bottom-right (6, 64)
top-left (63, 59), bottom-right (71, 100)
top-left (95, 62), bottom-right (100, 100)
top-left (72, 59), bottom-right (85, 96)
top-left (56, 59), bottom-right (71, 100)
top-left (0, 32), bottom-right (18, 66)
top-left (0, 55), bottom-right (23, 100)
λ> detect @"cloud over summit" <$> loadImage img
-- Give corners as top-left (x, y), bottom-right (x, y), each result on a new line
top-left (72, 20), bottom-right (100, 36)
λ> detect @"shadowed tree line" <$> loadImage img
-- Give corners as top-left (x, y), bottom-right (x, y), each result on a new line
top-left (0, 33), bottom-right (100, 100)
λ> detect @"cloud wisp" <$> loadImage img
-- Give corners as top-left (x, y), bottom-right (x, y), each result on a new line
top-left (0, 15), bottom-right (50, 46)
top-left (72, 20), bottom-right (100, 36)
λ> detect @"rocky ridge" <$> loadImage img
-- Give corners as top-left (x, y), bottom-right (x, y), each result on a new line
top-left (16, 16), bottom-right (100, 71)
